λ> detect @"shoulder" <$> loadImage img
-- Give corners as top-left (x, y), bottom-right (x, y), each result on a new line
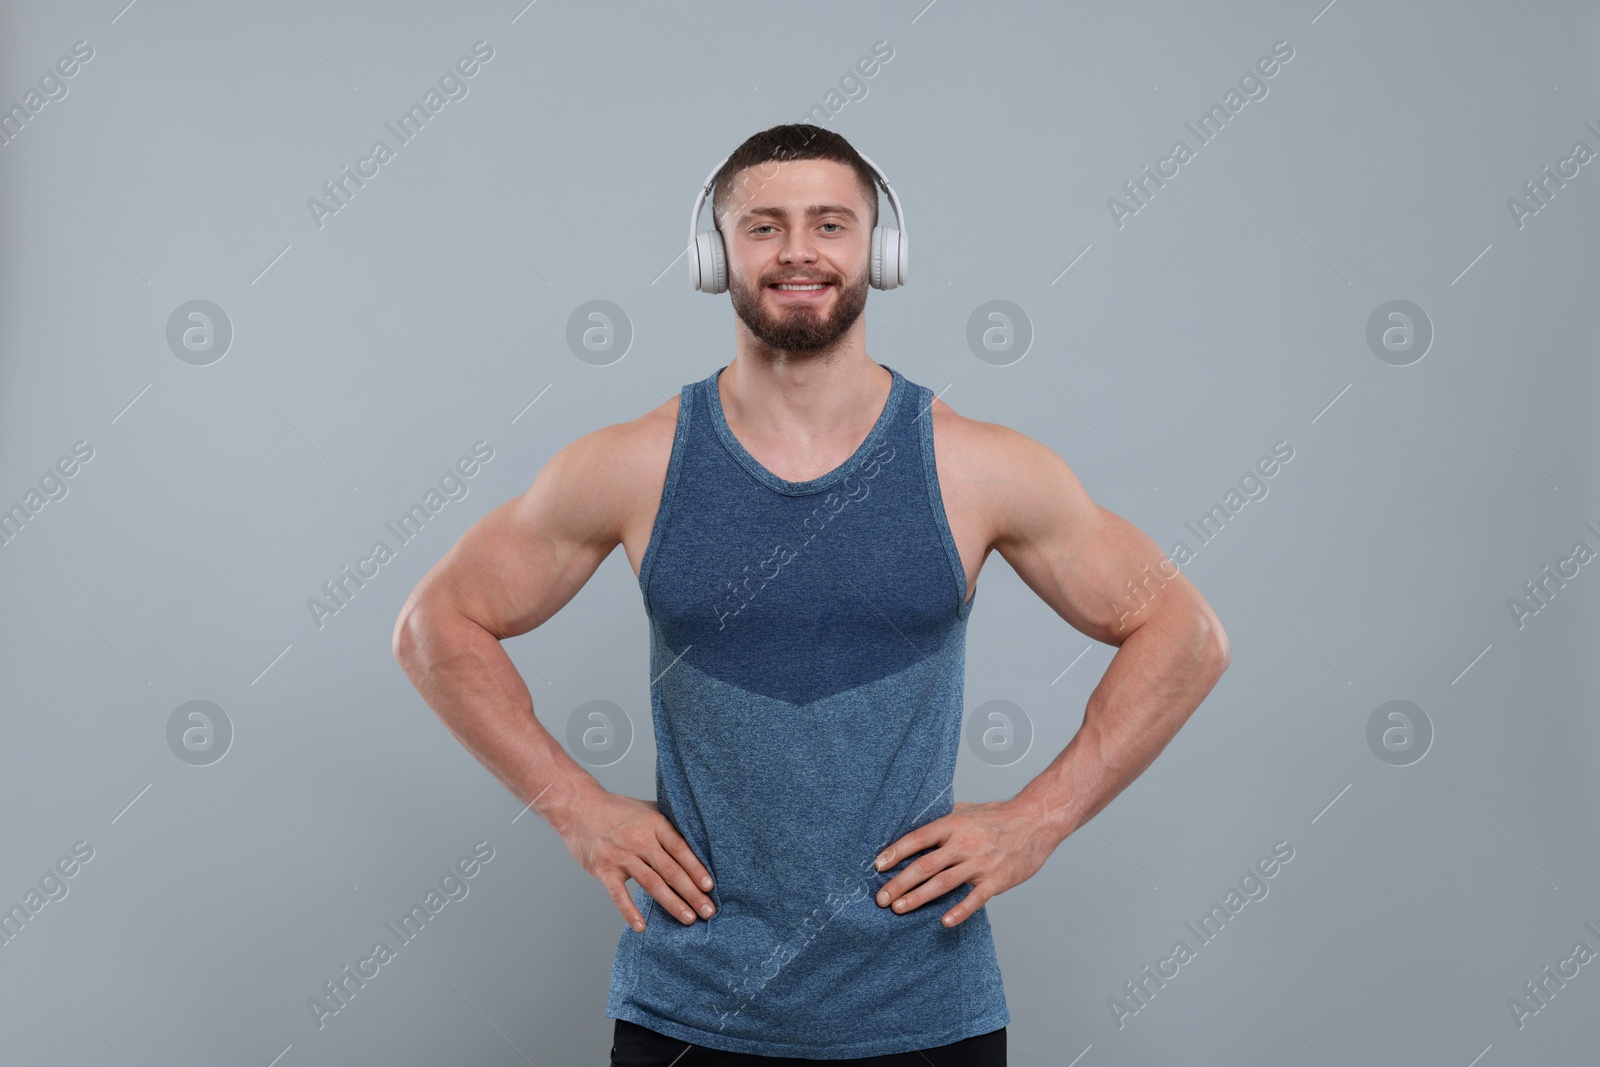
top-left (927, 394), bottom-right (1094, 548)
top-left (593, 390), bottom-right (682, 463)
top-left (522, 390), bottom-right (681, 544)
top-left (566, 390), bottom-right (683, 535)
top-left (927, 394), bottom-right (1067, 487)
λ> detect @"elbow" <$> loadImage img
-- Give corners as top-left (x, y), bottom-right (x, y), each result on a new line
top-left (393, 587), bottom-right (481, 679)
top-left (391, 605), bottom-right (417, 672)
top-left (1202, 617), bottom-right (1230, 677)
top-left (391, 592), bottom-right (434, 673)
top-left (1186, 601), bottom-right (1229, 678)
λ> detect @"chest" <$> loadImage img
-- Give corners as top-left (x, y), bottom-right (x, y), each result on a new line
top-left (623, 403), bottom-right (992, 608)
top-left (646, 447), bottom-right (964, 702)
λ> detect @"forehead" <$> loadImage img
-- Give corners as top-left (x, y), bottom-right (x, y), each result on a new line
top-left (721, 158), bottom-right (873, 219)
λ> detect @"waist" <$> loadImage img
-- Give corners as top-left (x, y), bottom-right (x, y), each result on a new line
top-left (625, 887), bottom-right (1003, 1045)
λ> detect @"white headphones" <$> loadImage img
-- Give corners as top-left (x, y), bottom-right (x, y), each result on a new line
top-left (687, 149), bottom-right (908, 294)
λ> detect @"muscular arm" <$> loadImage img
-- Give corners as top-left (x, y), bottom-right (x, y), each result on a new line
top-left (979, 423), bottom-right (1231, 845)
top-left (390, 424), bottom-right (632, 837)
top-left (865, 414), bottom-right (1232, 926)
top-left (393, 405), bottom-right (721, 932)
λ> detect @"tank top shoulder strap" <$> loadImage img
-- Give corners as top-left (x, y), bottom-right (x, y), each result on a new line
top-left (636, 381), bottom-right (696, 597)
top-left (908, 377), bottom-right (974, 619)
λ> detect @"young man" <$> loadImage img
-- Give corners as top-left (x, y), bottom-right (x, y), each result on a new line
top-left (392, 125), bottom-right (1229, 1064)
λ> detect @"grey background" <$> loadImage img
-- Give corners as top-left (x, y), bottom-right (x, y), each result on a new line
top-left (2, 0), bottom-right (1597, 1063)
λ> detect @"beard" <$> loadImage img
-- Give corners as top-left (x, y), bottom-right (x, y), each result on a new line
top-left (728, 261), bottom-right (870, 358)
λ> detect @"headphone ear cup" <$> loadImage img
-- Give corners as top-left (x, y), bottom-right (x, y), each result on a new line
top-left (873, 227), bottom-right (904, 290)
top-left (869, 226), bottom-right (885, 289)
top-left (687, 236), bottom-right (702, 290)
top-left (689, 231), bottom-right (716, 293)
top-left (694, 230), bottom-right (728, 294)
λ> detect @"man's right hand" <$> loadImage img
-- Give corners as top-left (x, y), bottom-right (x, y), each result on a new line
top-left (559, 789), bottom-right (717, 931)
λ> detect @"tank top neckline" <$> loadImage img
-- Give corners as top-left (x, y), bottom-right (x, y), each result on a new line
top-left (703, 361), bottom-right (908, 497)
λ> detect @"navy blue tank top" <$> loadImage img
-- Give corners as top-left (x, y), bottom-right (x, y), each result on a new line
top-left (604, 362), bottom-right (1009, 1057)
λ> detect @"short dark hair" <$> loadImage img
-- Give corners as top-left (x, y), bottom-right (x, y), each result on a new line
top-left (710, 124), bottom-right (881, 234)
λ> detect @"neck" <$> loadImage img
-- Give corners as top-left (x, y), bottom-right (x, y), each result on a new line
top-left (717, 352), bottom-right (892, 456)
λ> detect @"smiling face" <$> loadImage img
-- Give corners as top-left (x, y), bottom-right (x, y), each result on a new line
top-left (719, 158), bottom-right (876, 359)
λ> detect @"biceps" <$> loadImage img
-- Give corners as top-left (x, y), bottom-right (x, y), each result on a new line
top-left (454, 503), bottom-right (612, 636)
top-left (994, 460), bottom-right (1188, 644)
top-left (415, 460), bottom-right (617, 639)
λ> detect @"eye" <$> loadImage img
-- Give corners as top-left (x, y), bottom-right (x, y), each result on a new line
top-left (820, 222), bottom-right (843, 233)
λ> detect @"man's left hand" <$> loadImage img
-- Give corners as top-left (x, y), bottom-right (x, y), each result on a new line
top-left (872, 799), bottom-right (1059, 927)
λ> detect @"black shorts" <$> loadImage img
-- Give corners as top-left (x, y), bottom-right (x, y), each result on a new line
top-left (609, 1018), bottom-right (1006, 1066)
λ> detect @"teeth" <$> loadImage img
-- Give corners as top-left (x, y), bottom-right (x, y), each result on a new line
top-left (775, 283), bottom-right (826, 290)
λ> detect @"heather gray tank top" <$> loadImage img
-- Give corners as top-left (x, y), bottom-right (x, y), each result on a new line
top-left (604, 362), bottom-right (1009, 1058)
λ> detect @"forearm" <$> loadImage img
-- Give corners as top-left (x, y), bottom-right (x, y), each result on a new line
top-left (1009, 612), bottom-right (1226, 846)
top-left (394, 600), bottom-right (605, 838)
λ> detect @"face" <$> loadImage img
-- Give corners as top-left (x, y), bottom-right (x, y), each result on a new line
top-left (720, 158), bottom-right (875, 358)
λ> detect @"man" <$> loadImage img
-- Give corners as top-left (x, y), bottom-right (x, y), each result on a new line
top-left (392, 124), bottom-right (1229, 1064)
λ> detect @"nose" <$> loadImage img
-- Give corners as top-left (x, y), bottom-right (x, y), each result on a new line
top-left (777, 231), bottom-right (818, 267)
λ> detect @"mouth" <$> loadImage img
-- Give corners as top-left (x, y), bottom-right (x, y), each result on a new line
top-left (768, 281), bottom-right (833, 301)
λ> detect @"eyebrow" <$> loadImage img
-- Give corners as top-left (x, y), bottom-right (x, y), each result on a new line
top-left (738, 203), bottom-right (860, 224)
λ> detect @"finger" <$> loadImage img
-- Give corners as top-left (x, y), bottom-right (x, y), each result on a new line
top-left (882, 861), bottom-right (969, 916)
top-left (873, 818), bottom-right (950, 874)
top-left (628, 859), bottom-right (700, 926)
top-left (603, 875), bottom-right (648, 933)
top-left (874, 852), bottom-right (920, 906)
top-left (873, 834), bottom-right (918, 874)
top-left (938, 883), bottom-right (992, 928)
top-left (649, 845), bottom-right (717, 920)
top-left (656, 824), bottom-right (717, 894)
top-left (875, 849), bottom-right (948, 907)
